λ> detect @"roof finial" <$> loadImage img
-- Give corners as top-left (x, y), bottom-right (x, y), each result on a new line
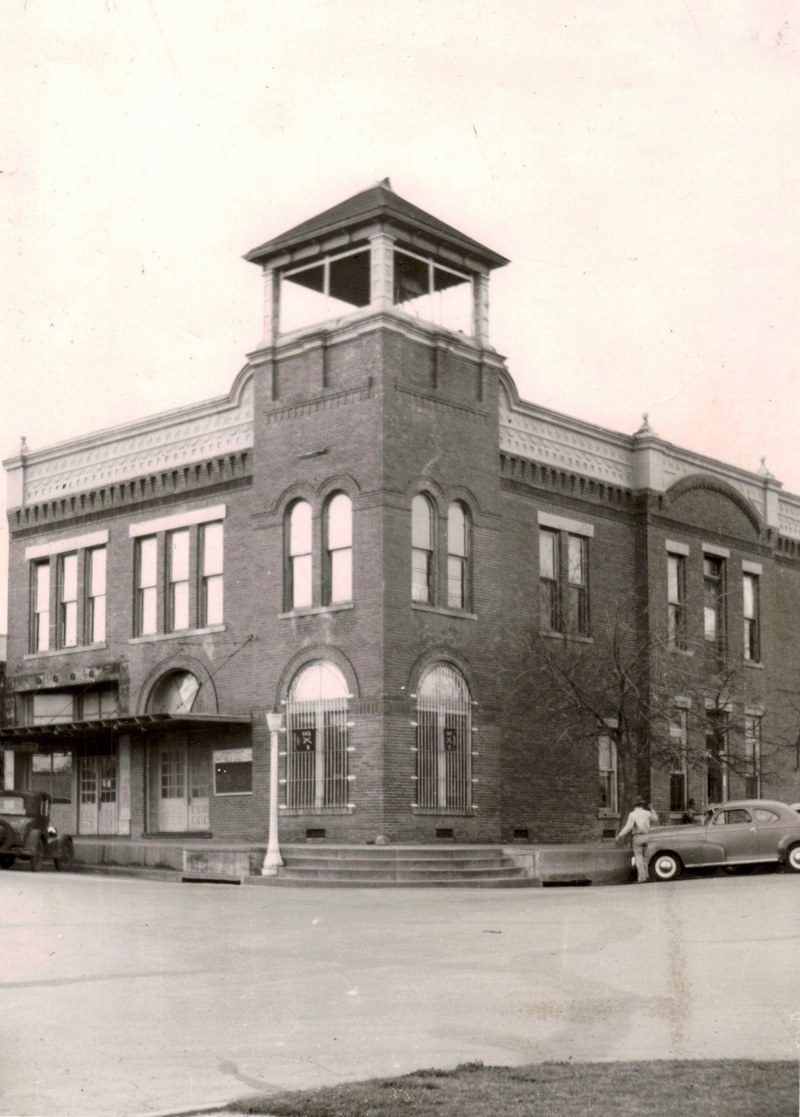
top-left (757, 456), bottom-right (775, 479)
top-left (634, 412), bottom-right (655, 437)
top-left (20, 436), bottom-right (28, 456)
top-left (378, 177), bottom-right (393, 191)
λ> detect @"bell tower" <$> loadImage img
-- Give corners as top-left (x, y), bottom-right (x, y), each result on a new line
top-left (244, 180), bottom-right (510, 843)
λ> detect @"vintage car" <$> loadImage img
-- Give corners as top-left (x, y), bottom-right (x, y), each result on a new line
top-left (646, 799), bottom-right (800, 882)
top-left (0, 790), bottom-right (74, 872)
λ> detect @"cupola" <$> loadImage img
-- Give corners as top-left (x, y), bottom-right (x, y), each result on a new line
top-left (245, 179), bottom-right (508, 347)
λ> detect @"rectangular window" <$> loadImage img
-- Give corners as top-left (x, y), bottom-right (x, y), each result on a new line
top-left (30, 560), bottom-right (51, 653)
top-left (200, 522), bottom-right (224, 626)
top-left (539, 529), bottom-right (561, 632)
top-left (598, 734), bottom-right (618, 813)
top-left (31, 753), bottom-right (73, 803)
top-left (667, 553), bottom-right (687, 649)
top-left (81, 688), bottom-right (119, 720)
top-left (567, 534), bottom-right (589, 635)
top-left (703, 556), bottom-right (726, 655)
top-left (86, 546), bottom-right (107, 644)
top-left (135, 536), bottom-right (158, 636)
top-left (744, 715), bottom-right (761, 798)
top-left (743, 573), bottom-right (760, 662)
top-left (166, 529), bottom-right (190, 632)
top-left (213, 748), bottom-right (253, 795)
top-left (669, 708), bottom-right (689, 812)
top-left (57, 553), bottom-right (78, 648)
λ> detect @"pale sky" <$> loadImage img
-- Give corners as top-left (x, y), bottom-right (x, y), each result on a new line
top-left (2, 0), bottom-right (800, 634)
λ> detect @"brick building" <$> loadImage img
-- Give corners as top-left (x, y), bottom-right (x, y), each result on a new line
top-left (3, 180), bottom-right (800, 845)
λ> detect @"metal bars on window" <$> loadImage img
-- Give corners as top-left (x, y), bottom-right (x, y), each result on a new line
top-left (285, 666), bottom-right (349, 812)
top-left (415, 664), bottom-right (472, 813)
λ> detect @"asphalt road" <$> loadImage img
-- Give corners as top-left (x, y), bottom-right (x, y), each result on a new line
top-left (1, 869), bottom-right (798, 1116)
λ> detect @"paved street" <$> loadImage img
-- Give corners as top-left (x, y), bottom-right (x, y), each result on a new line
top-left (1, 869), bottom-right (799, 1116)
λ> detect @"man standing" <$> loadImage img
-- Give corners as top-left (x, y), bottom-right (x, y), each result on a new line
top-left (616, 797), bottom-right (660, 883)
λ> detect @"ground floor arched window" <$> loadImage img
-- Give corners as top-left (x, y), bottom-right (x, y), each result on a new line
top-left (415, 663), bottom-right (472, 812)
top-left (285, 661), bottom-right (350, 811)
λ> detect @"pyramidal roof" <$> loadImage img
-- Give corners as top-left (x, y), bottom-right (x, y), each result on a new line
top-left (245, 179), bottom-right (509, 269)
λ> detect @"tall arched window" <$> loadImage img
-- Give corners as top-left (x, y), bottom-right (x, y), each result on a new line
top-left (285, 661), bottom-right (350, 810)
top-left (447, 502), bottom-right (470, 610)
top-left (415, 663), bottom-right (471, 812)
top-left (411, 494), bottom-right (435, 604)
top-left (148, 670), bottom-right (201, 714)
top-left (324, 493), bottom-right (352, 604)
top-left (286, 500), bottom-right (313, 609)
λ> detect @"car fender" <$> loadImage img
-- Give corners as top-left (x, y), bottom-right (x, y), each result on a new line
top-left (647, 831), bottom-right (721, 867)
top-left (777, 833), bottom-right (800, 859)
top-left (22, 827), bottom-right (44, 856)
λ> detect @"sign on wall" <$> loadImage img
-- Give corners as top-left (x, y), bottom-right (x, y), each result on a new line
top-left (292, 728), bottom-right (316, 753)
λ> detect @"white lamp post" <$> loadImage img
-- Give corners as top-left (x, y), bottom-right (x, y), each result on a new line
top-left (261, 710), bottom-right (285, 875)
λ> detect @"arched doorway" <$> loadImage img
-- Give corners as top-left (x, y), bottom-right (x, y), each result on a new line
top-left (285, 662), bottom-right (350, 811)
top-left (415, 663), bottom-right (472, 812)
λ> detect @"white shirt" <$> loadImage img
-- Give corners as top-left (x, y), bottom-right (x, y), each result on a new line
top-left (618, 806), bottom-right (658, 839)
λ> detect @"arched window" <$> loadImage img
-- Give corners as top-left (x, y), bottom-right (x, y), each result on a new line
top-left (286, 500), bottom-right (313, 609)
top-left (447, 502), bottom-right (470, 610)
top-left (411, 494), bottom-right (435, 604)
top-left (324, 493), bottom-right (352, 604)
top-left (285, 661), bottom-right (350, 811)
top-left (147, 670), bottom-right (201, 714)
top-left (415, 663), bottom-right (472, 812)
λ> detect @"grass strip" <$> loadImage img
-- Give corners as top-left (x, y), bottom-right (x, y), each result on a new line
top-left (228, 1059), bottom-right (799, 1117)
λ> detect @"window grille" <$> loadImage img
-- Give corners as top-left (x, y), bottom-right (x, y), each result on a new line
top-left (285, 662), bottom-right (350, 811)
top-left (415, 664), bottom-right (472, 812)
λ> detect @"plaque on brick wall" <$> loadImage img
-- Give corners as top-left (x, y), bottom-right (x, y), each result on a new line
top-left (293, 728), bottom-right (316, 752)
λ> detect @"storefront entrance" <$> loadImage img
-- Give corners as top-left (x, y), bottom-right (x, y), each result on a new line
top-left (78, 755), bottom-right (119, 835)
top-left (153, 740), bottom-right (210, 833)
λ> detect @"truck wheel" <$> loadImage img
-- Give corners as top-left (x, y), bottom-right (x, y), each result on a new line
top-left (0, 854), bottom-right (14, 869)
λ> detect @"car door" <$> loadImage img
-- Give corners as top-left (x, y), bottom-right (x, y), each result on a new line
top-left (751, 807), bottom-right (785, 862)
top-left (708, 807), bottom-right (759, 863)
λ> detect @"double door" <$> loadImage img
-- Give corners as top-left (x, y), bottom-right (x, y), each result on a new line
top-left (155, 740), bottom-right (209, 832)
top-left (78, 755), bottom-right (118, 835)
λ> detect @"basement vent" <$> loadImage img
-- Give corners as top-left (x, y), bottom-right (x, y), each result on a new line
top-left (306, 828), bottom-right (326, 840)
top-left (513, 828), bottom-right (529, 841)
top-left (542, 878), bottom-right (592, 888)
top-left (181, 876), bottom-right (242, 886)
top-left (435, 827), bottom-right (455, 840)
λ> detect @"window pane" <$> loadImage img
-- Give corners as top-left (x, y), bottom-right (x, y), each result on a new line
top-left (89, 547), bottom-right (107, 596)
top-left (171, 581), bottom-right (190, 630)
top-left (568, 536), bottom-right (585, 586)
top-left (412, 495), bottom-right (432, 549)
top-left (204, 574), bottom-right (224, 626)
top-left (290, 501), bottom-right (312, 556)
top-left (539, 531), bottom-right (557, 579)
top-left (139, 537), bottom-right (157, 587)
top-left (61, 554), bottom-right (78, 599)
top-left (743, 574), bottom-right (754, 618)
top-left (330, 549), bottom-right (352, 604)
top-left (169, 530), bottom-right (190, 581)
top-left (327, 494), bottom-right (352, 550)
top-left (202, 522), bottom-right (224, 576)
top-left (447, 503), bottom-right (466, 558)
top-left (448, 555), bottom-right (465, 609)
top-left (292, 553), bottom-right (312, 608)
top-left (140, 586), bottom-right (156, 635)
top-left (412, 549), bottom-right (432, 603)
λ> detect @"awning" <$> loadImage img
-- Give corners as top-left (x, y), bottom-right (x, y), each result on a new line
top-left (0, 713), bottom-right (252, 746)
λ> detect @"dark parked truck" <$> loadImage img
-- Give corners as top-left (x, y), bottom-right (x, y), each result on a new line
top-left (0, 790), bottom-right (74, 872)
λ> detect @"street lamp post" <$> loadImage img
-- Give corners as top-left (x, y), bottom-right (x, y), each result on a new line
top-left (261, 710), bottom-right (285, 876)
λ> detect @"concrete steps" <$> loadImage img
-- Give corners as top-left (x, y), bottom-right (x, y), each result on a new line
top-left (263, 843), bottom-right (538, 887)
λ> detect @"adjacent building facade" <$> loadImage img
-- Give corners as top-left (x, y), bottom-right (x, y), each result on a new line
top-left (3, 181), bottom-right (800, 845)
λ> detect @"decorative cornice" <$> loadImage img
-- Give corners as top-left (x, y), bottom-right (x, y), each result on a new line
top-left (5, 371), bottom-right (254, 509)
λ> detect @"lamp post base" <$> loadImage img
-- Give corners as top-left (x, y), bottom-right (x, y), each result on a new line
top-left (261, 849), bottom-right (284, 876)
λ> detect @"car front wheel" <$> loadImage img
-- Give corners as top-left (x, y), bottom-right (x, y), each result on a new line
top-left (0, 854), bottom-right (14, 869)
top-left (785, 843), bottom-right (800, 873)
top-left (650, 851), bottom-right (682, 882)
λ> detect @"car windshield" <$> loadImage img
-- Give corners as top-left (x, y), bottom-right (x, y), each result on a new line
top-left (0, 795), bottom-right (26, 816)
